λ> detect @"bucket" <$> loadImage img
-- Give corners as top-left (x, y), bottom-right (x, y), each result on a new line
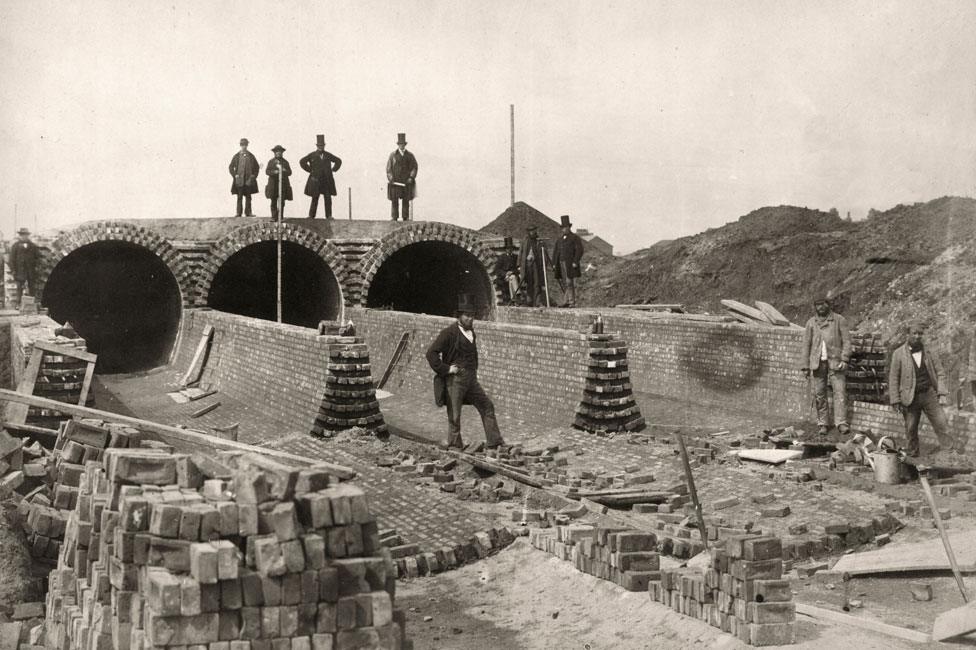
top-left (872, 451), bottom-right (905, 484)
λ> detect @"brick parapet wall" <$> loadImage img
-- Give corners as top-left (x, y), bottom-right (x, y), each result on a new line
top-left (348, 307), bottom-right (588, 426)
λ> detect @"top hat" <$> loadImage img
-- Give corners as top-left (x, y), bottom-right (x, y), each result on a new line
top-left (502, 236), bottom-right (515, 250)
top-left (456, 293), bottom-right (476, 314)
top-left (526, 224), bottom-right (538, 233)
top-left (240, 138), bottom-right (249, 146)
top-left (559, 215), bottom-right (572, 228)
top-left (397, 133), bottom-right (407, 145)
top-left (16, 228), bottom-right (30, 236)
top-left (271, 145), bottom-right (286, 153)
top-left (316, 134), bottom-right (325, 146)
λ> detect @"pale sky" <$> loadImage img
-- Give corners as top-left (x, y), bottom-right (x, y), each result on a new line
top-left (1, 0), bottom-right (974, 253)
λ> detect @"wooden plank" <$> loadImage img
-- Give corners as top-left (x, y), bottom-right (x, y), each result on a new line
top-left (180, 325), bottom-right (214, 387)
top-left (734, 449), bottom-right (804, 464)
top-left (32, 340), bottom-right (97, 363)
top-left (720, 299), bottom-right (774, 324)
top-left (754, 300), bottom-right (791, 326)
top-left (614, 304), bottom-right (685, 312)
top-left (1, 421), bottom-right (59, 441)
top-left (795, 603), bottom-right (931, 644)
top-left (932, 601), bottom-right (976, 641)
top-left (831, 530), bottom-right (976, 575)
top-left (377, 332), bottom-right (410, 390)
top-left (0, 388), bottom-right (356, 479)
top-left (588, 492), bottom-right (670, 507)
top-left (77, 360), bottom-right (96, 407)
top-left (445, 450), bottom-right (546, 489)
top-left (6, 348), bottom-right (45, 426)
top-left (190, 402), bottom-right (221, 418)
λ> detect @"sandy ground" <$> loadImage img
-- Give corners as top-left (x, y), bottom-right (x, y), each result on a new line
top-left (396, 538), bottom-right (951, 650)
top-left (0, 503), bottom-right (45, 614)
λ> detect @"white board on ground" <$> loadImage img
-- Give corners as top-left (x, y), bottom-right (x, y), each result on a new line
top-left (932, 600), bottom-right (976, 641)
top-left (831, 529), bottom-right (976, 576)
top-left (375, 389), bottom-right (393, 400)
top-left (733, 449), bottom-right (803, 464)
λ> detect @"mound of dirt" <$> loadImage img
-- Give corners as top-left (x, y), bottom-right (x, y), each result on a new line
top-left (481, 202), bottom-right (610, 259)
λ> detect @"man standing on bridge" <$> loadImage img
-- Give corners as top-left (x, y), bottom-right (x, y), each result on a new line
top-left (518, 225), bottom-right (548, 307)
top-left (552, 214), bottom-right (584, 307)
top-left (798, 295), bottom-right (851, 436)
top-left (265, 145), bottom-right (293, 221)
top-left (9, 228), bottom-right (39, 307)
top-left (229, 138), bottom-right (259, 217)
top-left (386, 133), bottom-right (418, 221)
top-left (299, 134), bottom-right (342, 219)
top-left (426, 293), bottom-right (505, 450)
top-left (889, 321), bottom-right (965, 458)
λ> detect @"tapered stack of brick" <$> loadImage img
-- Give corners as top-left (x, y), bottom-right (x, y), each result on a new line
top-left (650, 536), bottom-right (795, 646)
top-left (44, 447), bottom-right (410, 650)
top-left (573, 333), bottom-right (645, 433)
top-left (311, 342), bottom-right (386, 438)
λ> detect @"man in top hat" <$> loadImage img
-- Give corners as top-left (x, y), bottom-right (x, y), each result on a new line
top-left (265, 145), bottom-right (293, 221)
top-left (229, 138), bottom-right (260, 217)
top-left (889, 320), bottom-right (965, 458)
top-left (9, 228), bottom-right (39, 305)
top-left (299, 135), bottom-right (342, 219)
top-left (518, 225), bottom-right (548, 307)
top-left (552, 215), bottom-right (584, 307)
top-left (386, 133), bottom-right (418, 221)
top-left (493, 236), bottom-right (520, 305)
top-left (426, 293), bottom-right (505, 450)
top-left (799, 294), bottom-right (851, 436)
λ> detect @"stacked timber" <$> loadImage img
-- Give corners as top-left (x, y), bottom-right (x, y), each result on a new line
top-left (45, 449), bottom-right (411, 650)
top-left (311, 340), bottom-right (387, 438)
top-left (573, 333), bottom-right (645, 433)
top-left (847, 332), bottom-right (887, 404)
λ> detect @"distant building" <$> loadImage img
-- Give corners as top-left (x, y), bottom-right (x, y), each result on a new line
top-left (575, 228), bottom-right (613, 257)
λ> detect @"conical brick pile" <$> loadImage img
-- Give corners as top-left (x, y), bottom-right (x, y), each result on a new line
top-left (311, 340), bottom-right (386, 438)
top-left (573, 333), bottom-right (645, 433)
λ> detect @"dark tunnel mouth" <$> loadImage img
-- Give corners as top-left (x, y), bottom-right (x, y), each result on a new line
top-left (365, 240), bottom-right (494, 317)
top-left (207, 241), bottom-right (342, 328)
top-left (43, 241), bottom-right (183, 374)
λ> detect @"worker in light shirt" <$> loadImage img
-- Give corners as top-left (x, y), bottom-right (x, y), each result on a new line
top-left (798, 296), bottom-right (851, 436)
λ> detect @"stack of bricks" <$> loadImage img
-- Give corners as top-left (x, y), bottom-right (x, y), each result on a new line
top-left (573, 332), bottom-right (645, 433)
top-left (44, 447), bottom-right (411, 650)
top-left (649, 536), bottom-right (795, 646)
top-left (23, 337), bottom-right (95, 429)
top-left (19, 419), bottom-right (136, 562)
top-left (529, 525), bottom-right (661, 593)
top-left (847, 331), bottom-right (887, 404)
top-left (311, 341), bottom-right (387, 438)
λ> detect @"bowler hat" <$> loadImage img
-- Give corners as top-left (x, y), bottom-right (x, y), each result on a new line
top-left (240, 138), bottom-right (249, 146)
top-left (503, 236), bottom-right (515, 250)
top-left (16, 228), bottom-right (29, 236)
top-left (457, 293), bottom-right (476, 314)
top-left (559, 215), bottom-right (572, 227)
top-left (272, 145), bottom-right (286, 153)
top-left (813, 296), bottom-right (830, 305)
top-left (397, 133), bottom-right (407, 145)
top-left (316, 134), bottom-right (325, 146)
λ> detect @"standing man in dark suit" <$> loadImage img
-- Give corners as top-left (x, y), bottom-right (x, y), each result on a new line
top-left (426, 293), bottom-right (505, 450)
top-left (265, 145), bottom-right (293, 221)
top-left (552, 214), bottom-right (584, 307)
top-left (386, 133), bottom-right (418, 221)
top-left (889, 321), bottom-right (965, 457)
top-left (299, 134), bottom-right (342, 220)
top-left (9, 228), bottom-right (39, 306)
top-left (798, 295), bottom-right (851, 436)
top-left (229, 138), bottom-right (259, 217)
top-left (493, 236), bottom-right (520, 305)
top-left (518, 225), bottom-right (548, 307)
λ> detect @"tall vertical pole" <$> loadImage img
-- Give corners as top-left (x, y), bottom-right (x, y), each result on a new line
top-left (510, 104), bottom-right (515, 206)
top-left (348, 187), bottom-right (352, 220)
top-left (276, 166), bottom-right (283, 324)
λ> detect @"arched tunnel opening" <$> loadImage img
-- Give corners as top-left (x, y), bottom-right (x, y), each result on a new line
top-left (366, 240), bottom-right (494, 317)
top-left (208, 241), bottom-right (342, 328)
top-left (44, 241), bottom-right (183, 373)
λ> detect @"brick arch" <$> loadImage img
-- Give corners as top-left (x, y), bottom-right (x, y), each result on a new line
top-left (41, 221), bottom-right (193, 305)
top-left (196, 222), bottom-right (351, 307)
top-left (358, 222), bottom-right (498, 313)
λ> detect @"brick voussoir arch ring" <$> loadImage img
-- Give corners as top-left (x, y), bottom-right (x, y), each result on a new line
top-left (358, 221), bottom-right (498, 311)
top-left (43, 221), bottom-right (194, 305)
top-left (197, 221), bottom-right (350, 307)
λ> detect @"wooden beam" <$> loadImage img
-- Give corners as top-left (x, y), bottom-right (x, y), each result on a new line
top-left (32, 340), bottom-right (98, 363)
top-left (795, 603), bottom-right (931, 644)
top-left (1, 421), bottom-right (59, 441)
top-left (445, 449), bottom-right (547, 489)
top-left (932, 601), bottom-right (976, 641)
top-left (6, 347), bottom-right (45, 425)
top-left (78, 361), bottom-right (96, 407)
top-left (0, 388), bottom-right (356, 480)
top-left (181, 325), bottom-right (214, 387)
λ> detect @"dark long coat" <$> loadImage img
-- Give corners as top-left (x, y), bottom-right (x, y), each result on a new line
top-left (553, 232), bottom-right (584, 279)
top-left (264, 157), bottom-right (294, 201)
top-left (299, 150), bottom-right (342, 197)
top-left (9, 240), bottom-right (39, 282)
top-left (386, 149), bottom-right (418, 200)
top-left (229, 151), bottom-right (260, 195)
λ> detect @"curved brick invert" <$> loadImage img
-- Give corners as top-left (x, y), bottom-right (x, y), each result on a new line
top-left (358, 222), bottom-right (498, 313)
top-left (42, 221), bottom-right (193, 305)
top-left (197, 221), bottom-right (350, 307)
